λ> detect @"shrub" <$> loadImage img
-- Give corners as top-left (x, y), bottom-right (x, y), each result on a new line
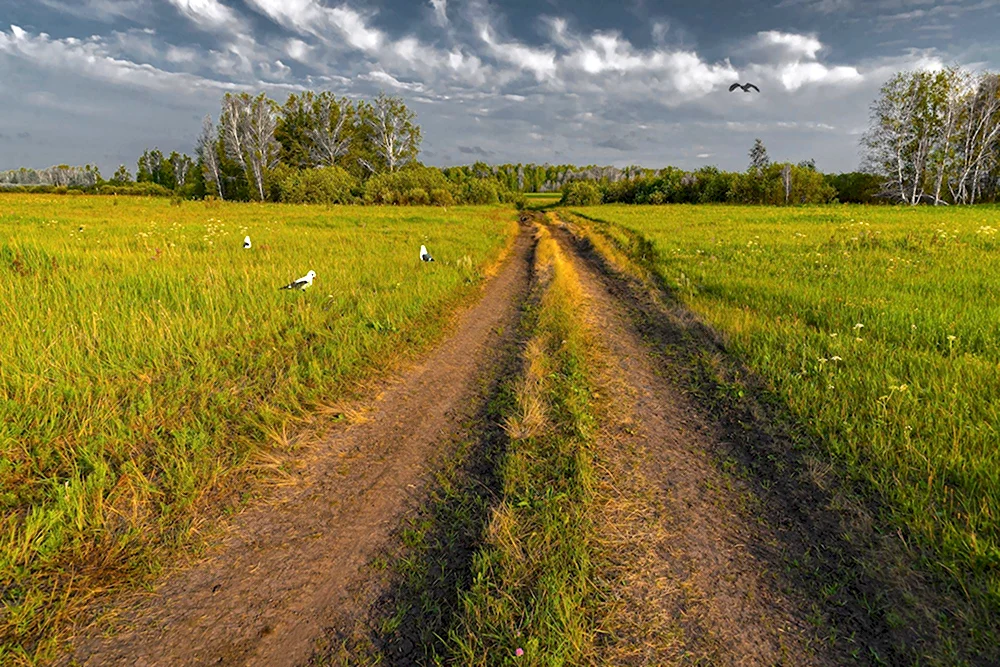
top-left (363, 165), bottom-right (455, 205)
top-left (461, 178), bottom-right (500, 205)
top-left (97, 183), bottom-right (173, 197)
top-left (404, 188), bottom-right (430, 205)
top-left (429, 188), bottom-right (455, 207)
top-left (560, 180), bottom-right (603, 206)
top-left (278, 166), bottom-right (357, 205)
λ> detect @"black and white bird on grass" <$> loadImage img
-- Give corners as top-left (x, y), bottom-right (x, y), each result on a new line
top-left (420, 245), bottom-right (435, 262)
top-left (729, 82), bottom-right (760, 93)
top-left (280, 270), bottom-right (315, 291)
top-left (243, 235), bottom-right (251, 249)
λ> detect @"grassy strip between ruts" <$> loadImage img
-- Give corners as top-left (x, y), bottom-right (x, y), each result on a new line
top-left (445, 224), bottom-right (600, 666)
top-left (0, 195), bottom-right (518, 664)
top-left (565, 205), bottom-right (1000, 663)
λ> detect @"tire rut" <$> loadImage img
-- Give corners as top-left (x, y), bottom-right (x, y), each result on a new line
top-left (66, 224), bottom-right (535, 667)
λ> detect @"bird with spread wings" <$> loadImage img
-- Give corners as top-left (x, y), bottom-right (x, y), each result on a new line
top-left (729, 82), bottom-right (760, 93)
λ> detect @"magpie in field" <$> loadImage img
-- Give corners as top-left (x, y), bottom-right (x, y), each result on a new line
top-left (420, 245), bottom-right (435, 262)
top-left (243, 235), bottom-right (252, 249)
top-left (729, 82), bottom-right (760, 93)
top-left (280, 270), bottom-right (315, 291)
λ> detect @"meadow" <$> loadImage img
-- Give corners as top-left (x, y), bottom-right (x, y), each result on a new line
top-left (570, 203), bottom-right (1000, 638)
top-left (0, 194), bottom-right (516, 660)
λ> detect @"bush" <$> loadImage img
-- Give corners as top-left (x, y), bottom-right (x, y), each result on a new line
top-left (560, 180), bottom-right (603, 206)
top-left (278, 166), bottom-right (357, 205)
top-left (97, 182), bottom-right (173, 197)
top-left (429, 188), bottom-right (455, 207)
top-left (403, 188), bottom-right (430, 205)
top-left (364, 165), bottom-right (455, 205)
top-left (461, 178), bottom-right (500, 205)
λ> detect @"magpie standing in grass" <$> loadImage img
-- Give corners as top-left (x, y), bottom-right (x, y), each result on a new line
top-left (420, 245), bottom-right (435, 262)
top-left (244, 235), bottom-right (252, 249)
top-left (280, 270), bottom-right (315, 291)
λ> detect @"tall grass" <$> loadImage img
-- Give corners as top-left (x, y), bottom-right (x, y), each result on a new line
top-left (571, 203), bottom-right (1000, 642)
top-left (447, 226), bottom-right (600, 665)
top-left (0, 194), bottom-right (516, 662)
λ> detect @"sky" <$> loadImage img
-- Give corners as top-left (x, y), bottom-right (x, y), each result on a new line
top-left (2, 0), bottom-right (1000, 176)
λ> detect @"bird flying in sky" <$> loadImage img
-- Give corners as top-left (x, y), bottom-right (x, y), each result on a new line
top-left (420, 245), bottom-right (435, 262)
top-left (243, 235), bottom-right (251, 249)
top-left (729, 82), bottom-right (760, 93)
top-left (279, 270), bottom-right (315, 291)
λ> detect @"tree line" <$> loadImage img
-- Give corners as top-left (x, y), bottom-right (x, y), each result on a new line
top-left (4, 66), bottom-right (998, 206)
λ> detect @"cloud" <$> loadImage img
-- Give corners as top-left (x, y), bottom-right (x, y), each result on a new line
top-left (745, 30), bottom-right (862, 90)
top-left (457, 144), bottom-right (493, 156)
top-left (245, 0), bottom-right (382, 51)
top-left (429, 0), bottom-right (448, 26)
top-left (36, 0), bottom-right (149, 22)
top-left (754, 31), bottom-right (823, 60)
top-left (0, 24), bottom-right (289, 96)
top-left (164, 0), bottom-right (245, 33)
top-left (478, 25), bottom-right (558, 81)
top-left (596, 134), bottom-right (639, 151)
top-left (359, 70), bottom-right (425, 92)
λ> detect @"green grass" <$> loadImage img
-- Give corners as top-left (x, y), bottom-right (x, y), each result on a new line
top-left (569, 203), bottom-right (1000, 655)
top-left (446, 226), bottom-right (600, 666)
top-left (523, 193), bottom-right (562, 209)
top-left (0, 194), bottom-right (516, 663)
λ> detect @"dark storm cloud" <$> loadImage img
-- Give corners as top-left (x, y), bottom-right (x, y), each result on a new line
top-left (458, 145), bottom-right (495, 157)
top-left (596, 133), bottom-right (640, 152)
top-left (2, 0), bottom-right (999, 174)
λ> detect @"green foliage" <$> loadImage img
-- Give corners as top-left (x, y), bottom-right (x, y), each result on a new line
top-left (276, 166), bottom-right (358, 205)
top-left (97, 182), bottom-right (173, 197)
top-left (825, 172), bottom-right (884, 203)
top-left (110, 165), bottom-right (132, 185)
top-left (363, 165), bottom-right (452, 205)
top-left (560, 180), bottom-right (603, 206)
top-left (429, 188), bottom-right (455, 207)
top-left (461, 178), bottom-right (500, 205)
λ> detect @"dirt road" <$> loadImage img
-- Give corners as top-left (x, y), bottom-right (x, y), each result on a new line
top-left (67, 225), bottom-right (534, 666)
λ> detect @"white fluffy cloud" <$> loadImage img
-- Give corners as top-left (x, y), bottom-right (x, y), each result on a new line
top-left (165, 0), bottom-right (245, 33)
top-left (745, 30), bottom-right (862, 91)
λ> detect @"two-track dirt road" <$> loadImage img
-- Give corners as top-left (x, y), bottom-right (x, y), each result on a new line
top-left (65, 213), bottom-right (895, 666)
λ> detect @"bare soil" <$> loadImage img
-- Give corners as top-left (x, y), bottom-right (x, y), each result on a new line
top-left (66, 224), bottom-right (534, 667)
top-left (550, 217), bottom-right (899, 665)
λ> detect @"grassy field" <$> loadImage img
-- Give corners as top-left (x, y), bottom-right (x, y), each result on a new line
top-left (0, 194), bottom-right (516, 662)
top-left (523, 192), bottom-right (562, 208)
top-left (569, 203), bottom-right (1000, 650)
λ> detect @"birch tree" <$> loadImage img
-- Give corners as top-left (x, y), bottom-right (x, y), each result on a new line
top-left (308, 93), bottom-right (353, 168)
top-left (220, 92), bottom-right (280, 201)
top-left (862, 72), bottom-right (922, 204)
top-left (951, 73), bottom-right (1000, 204)
top-left (197, 115), bottom-right (224, 200)
top-left (357, 92), bottom-right (421, 173)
